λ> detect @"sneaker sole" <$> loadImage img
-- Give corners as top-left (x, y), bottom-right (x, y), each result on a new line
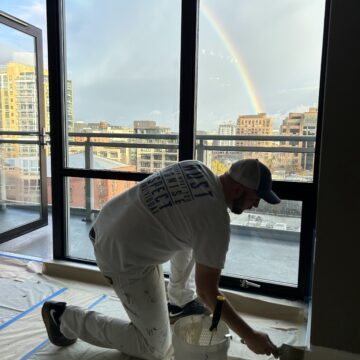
top-left (169, 310), bottom-right (211, 325)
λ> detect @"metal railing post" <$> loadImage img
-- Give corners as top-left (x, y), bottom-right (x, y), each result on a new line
top-left (0, 161), bottom-right (6, 211)
top-left (197, 139), bottom-right (204, 162)
top-left (83, 136), bottom-right (94, 222)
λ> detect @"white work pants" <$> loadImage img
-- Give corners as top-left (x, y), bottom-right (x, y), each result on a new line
top-left (60, 243), bottom-right (196, 359)
top-left (167, 249), bottom-right (196, 307)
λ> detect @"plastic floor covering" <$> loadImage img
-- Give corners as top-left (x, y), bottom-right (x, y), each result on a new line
top-left (0, 252), bottom-right (306, 360)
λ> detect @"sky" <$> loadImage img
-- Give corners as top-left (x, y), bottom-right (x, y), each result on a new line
top-left (0, 0), bottom-right (326, 132)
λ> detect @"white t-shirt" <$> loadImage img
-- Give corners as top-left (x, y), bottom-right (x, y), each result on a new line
top-left (93, 160), bottom-right (230, 273)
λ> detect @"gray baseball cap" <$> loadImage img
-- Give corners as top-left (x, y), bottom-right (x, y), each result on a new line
top-left (228, 159), bottom-right (281, 204)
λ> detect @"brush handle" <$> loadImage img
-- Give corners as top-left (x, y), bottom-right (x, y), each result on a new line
top-left (209, 295), bottom-right (225, 331)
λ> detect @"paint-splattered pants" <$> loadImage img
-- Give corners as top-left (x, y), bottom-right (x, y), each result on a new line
top-left (60, 234), bottom-right (196, 359)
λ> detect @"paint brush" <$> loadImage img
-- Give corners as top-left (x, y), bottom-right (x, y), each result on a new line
top-left (208, 295), bottom-right (225, 345)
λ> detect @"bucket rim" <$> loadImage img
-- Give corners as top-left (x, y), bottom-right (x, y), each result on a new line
top-left (172, 314), bottom-right (230, 351)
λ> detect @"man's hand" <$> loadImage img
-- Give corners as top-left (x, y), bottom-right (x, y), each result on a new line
top-left (194, 263), bottom-right (279, 358)
top-left (242, 330), bottom-right (279, 358)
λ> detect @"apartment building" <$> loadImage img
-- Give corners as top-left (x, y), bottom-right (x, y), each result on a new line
top-left (135, 120), bottom-right (178, 173)
top-left (1, 156), bottom-right (40, 204)
top-left (279, 107), bottom-right (318, 175)
top-left (71, 121), bottom-right (135, 166)
top-left (0, 62), bottom-right (73, 205)
top-left (0, 62), bottom-right (73, 134)
top-left (236, 113), bottom-right (273, 166)
top-left (218, 121), bottom-right (236, 146)
top-left (209, 121), bottom-right (237, 169)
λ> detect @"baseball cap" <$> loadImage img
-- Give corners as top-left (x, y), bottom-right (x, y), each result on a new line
top-left (228, 159), bottom-right (280, 204)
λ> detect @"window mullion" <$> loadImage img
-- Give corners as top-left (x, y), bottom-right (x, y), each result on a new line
top-left (178, 0), bottom-right (199, 161)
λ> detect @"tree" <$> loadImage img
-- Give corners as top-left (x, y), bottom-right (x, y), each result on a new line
top-left (211, 160), bottom-right (228, 176)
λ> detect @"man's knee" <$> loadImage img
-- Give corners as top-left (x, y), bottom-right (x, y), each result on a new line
top-left (143, 337), bottom-right (172, 360)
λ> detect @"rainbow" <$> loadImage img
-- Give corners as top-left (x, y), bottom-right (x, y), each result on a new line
top-left (200, 3), bottom-right (263, 114)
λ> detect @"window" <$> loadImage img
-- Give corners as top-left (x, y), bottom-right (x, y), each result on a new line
top-left (63, 0), bottom-right (181, 172)
top-left (66, 177), bottom-right (137, 260)
top-left (48, 0), bottom-right (327, 299)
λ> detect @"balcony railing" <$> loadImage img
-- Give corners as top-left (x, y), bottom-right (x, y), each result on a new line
top-left (65, 132), bottom-right (315, 162)
top-left (0, 130), bottom-right (315, 222)
top-left (0, 130), bottom-right (316, 153)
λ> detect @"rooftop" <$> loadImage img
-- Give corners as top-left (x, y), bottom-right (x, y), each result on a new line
top-left (0, 207), bottom-right (300, 286)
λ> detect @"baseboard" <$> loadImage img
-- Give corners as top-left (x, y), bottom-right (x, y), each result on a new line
top-left (42, 260), bottom-right (109, 286)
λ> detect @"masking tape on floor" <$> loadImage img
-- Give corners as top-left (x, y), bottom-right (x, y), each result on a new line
top-left (0, 287), bottom-right (106, 360)
top-left (21, 294), bottom-right (108, 360)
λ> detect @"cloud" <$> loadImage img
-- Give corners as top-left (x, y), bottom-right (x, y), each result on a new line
top-left (13, 52), bottom-right (35, 66)
top-left (277, 86), bottom-right (319, 94)
top-left (2, 0), bottom-right (324, 132)
top-left (288, 104), bottom-right (315, 113)
top-left (0, 42), bottom-right (35, 67)
top-left (1, 0), bottom-right (48, 68)
top-left (150, 110), bottom-right (162, 116)
top-left (16, 1), bottom-right (47, 39)
top-left (0, 43), bottom-right (13, 64)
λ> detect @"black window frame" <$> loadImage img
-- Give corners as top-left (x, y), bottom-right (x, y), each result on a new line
top-left (46, 0), bottom-right (330, 300)
top-left (0, 11), bottom-right (48, 244)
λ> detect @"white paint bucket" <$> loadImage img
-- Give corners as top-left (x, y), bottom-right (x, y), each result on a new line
top-left (172, 314), bottom-right (230, 360)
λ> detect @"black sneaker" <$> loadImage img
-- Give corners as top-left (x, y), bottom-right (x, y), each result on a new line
top-left (168, 299), bottom-right (210, 324)
top-left (42, 301), bottom-right (77, 346)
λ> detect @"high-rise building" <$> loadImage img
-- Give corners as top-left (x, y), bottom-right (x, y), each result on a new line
top-left (210, 121), bottom-right (237, 168)
top-left (302, 107), bottom-right (317, 171)
top-left (218, 121), bottom-right (236, 146)
top-left (236, 113), bottom-right (273, 166)
top-left (134, 120), bottom-right (178, 173)
top-left (279, 107), bottom-right (318, 174)
top-left (0, 62), bottom-right (73, 204)
top-left (0, 62), bottom-right (73, 134)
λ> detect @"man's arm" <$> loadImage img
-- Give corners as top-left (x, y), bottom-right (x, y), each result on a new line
top-left (195, 262), bottom-right (279, 358)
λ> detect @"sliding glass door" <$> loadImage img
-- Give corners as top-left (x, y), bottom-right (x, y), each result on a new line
top-left (0, 11), bottom-right (47, 244)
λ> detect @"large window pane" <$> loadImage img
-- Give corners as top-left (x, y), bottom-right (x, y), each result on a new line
top-left (0, 19), bottom-right (43, 234)
top-left (65, 177), bottom-right (137, 261)
top-left (0, 142), bottom-right (41, 232)
top-left (64, 0), bottom-right (181, 170)
top-left (162, 199), bottom-right (301, 286)
top-left (225, 200), bottom-right (302, 286)
top-left (1, 1), bottom-right (50, 134)
top-left (0, 24), bottom-right (38, 132)
top-left (196, 0), bottom-right (325, 181)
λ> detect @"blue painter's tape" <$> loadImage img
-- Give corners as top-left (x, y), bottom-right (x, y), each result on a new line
top-left (0, 287), bottom-right (67, 331)
top-left (88, 294), bottom-right (107, 309)
top-left (20, 339), bottom-right (49, 360)
top-left (0, 251), bottom-right (44, 263)
top-left (20, 294), bottom-right (108, 359)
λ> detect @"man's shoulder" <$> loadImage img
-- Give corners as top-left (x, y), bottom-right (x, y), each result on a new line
top-left (178, 160), bottom-right (214, 176)
top-left (178, 159), bottom-right (206, 167)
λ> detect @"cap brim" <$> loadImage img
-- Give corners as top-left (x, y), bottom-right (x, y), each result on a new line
top-left (259, 190), bottom-right (281, 205)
